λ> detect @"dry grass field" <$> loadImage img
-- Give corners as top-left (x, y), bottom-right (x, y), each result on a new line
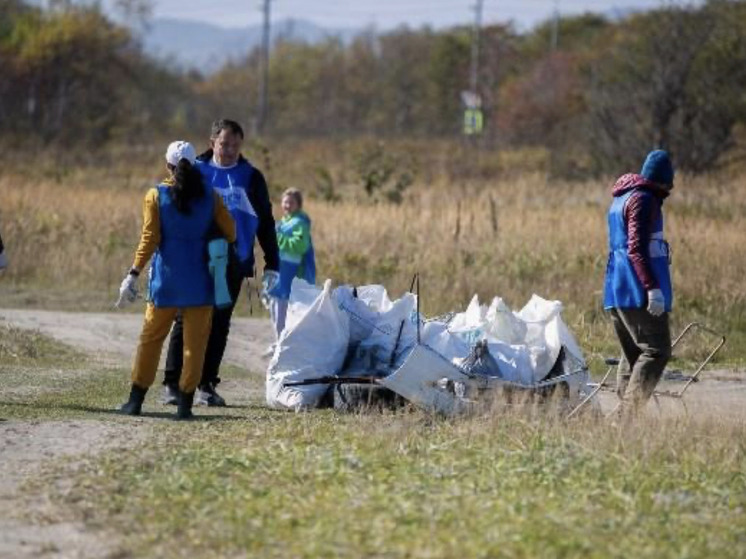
top-left (1, 141), bottom-right (744, 366)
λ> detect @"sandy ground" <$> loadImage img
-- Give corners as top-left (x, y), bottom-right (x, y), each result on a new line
top-left (0, 420), bottom-right (149, 559)
top-left (0, 308), bottom-right (743, 557)
top-left (0, 309), bottom-right (275, 558)
top-left (0, 308), bottom-right (275, 374)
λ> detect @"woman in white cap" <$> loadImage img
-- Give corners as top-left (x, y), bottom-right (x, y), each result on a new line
top-left (117, 141), bottom-right (236, 419)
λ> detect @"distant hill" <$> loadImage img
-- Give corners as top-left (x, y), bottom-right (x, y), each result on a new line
top-left (141, 18), bottom-right (360, 74)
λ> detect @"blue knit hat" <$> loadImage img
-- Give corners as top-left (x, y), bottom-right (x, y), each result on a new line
top-left (640, 150), bottom-right (674, 185)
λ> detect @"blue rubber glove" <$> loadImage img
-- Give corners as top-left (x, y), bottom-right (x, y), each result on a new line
top-left (208, 239), bottom-right (232, 309)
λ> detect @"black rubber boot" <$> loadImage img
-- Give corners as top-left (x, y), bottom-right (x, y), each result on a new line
top-left (119, 384), bottom-right (148, 416)
top-left (176, 390), bottom-right (195, 420)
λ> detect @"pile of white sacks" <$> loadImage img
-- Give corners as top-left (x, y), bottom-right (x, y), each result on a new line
top-left (266, 278), bottom-right (587, 411)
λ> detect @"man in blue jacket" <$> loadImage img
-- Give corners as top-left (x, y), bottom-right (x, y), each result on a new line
top-left (162, 119), bottom-right (280, 406)
top-left (604, 149), bottom-right (675, 416)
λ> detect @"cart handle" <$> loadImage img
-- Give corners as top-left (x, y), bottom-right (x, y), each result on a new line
top-left (668, 322), bottom-right (726, 398)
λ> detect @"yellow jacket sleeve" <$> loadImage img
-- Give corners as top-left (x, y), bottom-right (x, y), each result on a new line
top-left (132, 188), bottom-right (160, 271)
top-left (213, 191), bottom-right (236, 243)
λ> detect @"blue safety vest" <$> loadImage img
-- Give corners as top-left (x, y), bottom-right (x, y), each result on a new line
top-left (603, 189), bottom-right (672, 311)
top-left (148, 185), bottom-right (215, 308)
top-left (195, 159), bottom-right (259, 276)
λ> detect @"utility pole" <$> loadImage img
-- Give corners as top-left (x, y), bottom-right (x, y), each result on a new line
top-left (256, 0), bottom-right (271, 135)
top-left (550, 0), bottom-right (560, 51)
top-left (469, 0), bottom-right (484, 96)
top-left (463, 1), bottom-right (485, 142)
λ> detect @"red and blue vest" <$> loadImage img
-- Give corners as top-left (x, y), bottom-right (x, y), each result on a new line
top-left (603, 189), bottom-right (673, 311)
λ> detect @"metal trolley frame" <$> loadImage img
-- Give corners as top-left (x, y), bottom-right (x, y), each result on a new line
top-left (568, 322), bottom-right (726, 418)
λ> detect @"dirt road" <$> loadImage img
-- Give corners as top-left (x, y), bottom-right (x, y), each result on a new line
top-left (0, 308), bottom-right (275, 374)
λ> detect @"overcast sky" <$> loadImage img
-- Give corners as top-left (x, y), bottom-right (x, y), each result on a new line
top-left (105, 0), bottom-right (694, 30)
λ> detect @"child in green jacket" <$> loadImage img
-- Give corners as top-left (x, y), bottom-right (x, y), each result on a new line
top-left (267, 188), bottom-right (316, 338)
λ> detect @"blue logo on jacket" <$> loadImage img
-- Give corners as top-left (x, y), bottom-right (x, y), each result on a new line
top-left (195, 159), bottom-right (259, 271)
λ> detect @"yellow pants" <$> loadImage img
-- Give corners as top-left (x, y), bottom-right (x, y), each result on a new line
top-left (131, 304), bottom-right (213, 393)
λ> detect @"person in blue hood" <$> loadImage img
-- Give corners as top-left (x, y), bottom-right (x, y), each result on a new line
top-left (604, 149), bottom-right (675, 416)
top-left (161, 120), bottom-right (280, 407)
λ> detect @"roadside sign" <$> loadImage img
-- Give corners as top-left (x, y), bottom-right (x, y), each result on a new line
top-left (464, 108), bottom-right (484, 135)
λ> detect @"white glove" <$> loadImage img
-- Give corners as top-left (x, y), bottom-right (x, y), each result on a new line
top-left (116, 272), bottom-right (139, 309)
top-left (0, 251), bottom-right (7, 270)
top-left (260, 270), bottom-right (279, 309)
top-left (647, 288), bottom-right (665, 317)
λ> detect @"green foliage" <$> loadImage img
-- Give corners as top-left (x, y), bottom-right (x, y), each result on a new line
top-left (354, 141), bottom-right (417, 204)
top-left (311, 165), bottom-right (341, 203)
top-left (522, 13), bottom-right (609, 58)
top-left (3, 0), bottom-right (746, 175)
top-left (0, 0), bottom-right (193, 146)
top-left (585, 1), bottom-right (746, 174)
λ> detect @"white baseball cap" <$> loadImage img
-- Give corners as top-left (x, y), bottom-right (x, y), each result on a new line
top-left (165, 141), bottom-right (197, 167)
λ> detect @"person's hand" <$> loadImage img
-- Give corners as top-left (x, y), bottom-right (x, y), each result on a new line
top-left (647, 288), bottom-right (665, 317)
top-left (0, 251), bottom-right (7, 271)
top-left (260, 270), bottom-right (279, 309)
top-left (116, 271), bottom-right (139, 309)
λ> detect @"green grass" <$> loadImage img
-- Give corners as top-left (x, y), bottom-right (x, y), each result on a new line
top-left (0, 323), bottom-right (127, 420)
top-left (58, 411), bottom-right (746, 559)
top-left (0, 322), bottom-right (83, 366)
top-left (3, 324), bottom-right (745, 559)
top-left (0, 323), bottom-right (250, 421)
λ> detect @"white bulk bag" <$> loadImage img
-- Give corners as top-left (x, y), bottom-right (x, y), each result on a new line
top-left (515, 295), bottom-right (565, 382)
top-left (447, 295), bottom-right (486, 345)
top-left (333, 285), bottom-right (381, 345)
top-left (355, 284), bottom-right (395, 312)
top-left (358, 292), bottom-right (418, 369)
top-left (484, 296), bottom-right (527, 344)
top-left (421, 321), bottom-right (471, 363)
top-left (285, 278), bottom-right (323, 332)
top-left (266, 280), bottom-right (350, 410)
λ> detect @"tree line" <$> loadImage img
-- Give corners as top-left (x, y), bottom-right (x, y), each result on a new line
top-left (2, 0), bottom-right (745, 176)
